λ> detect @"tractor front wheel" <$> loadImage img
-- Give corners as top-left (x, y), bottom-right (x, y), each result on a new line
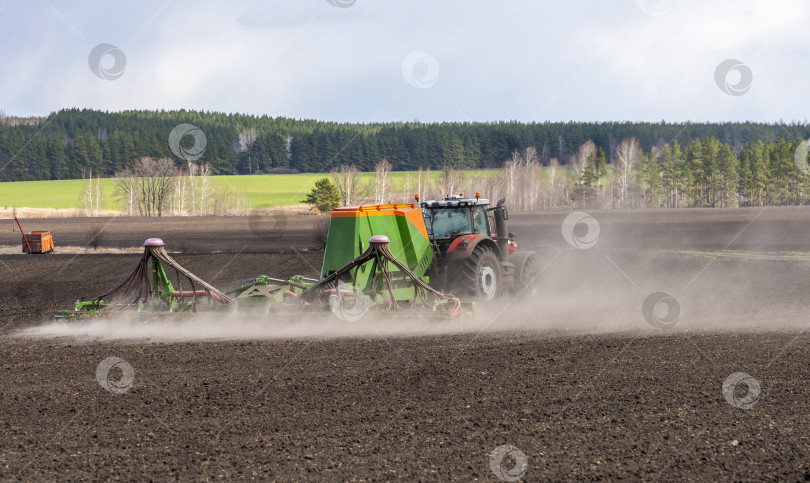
top-left (459, 246), bottom-right (502, 301)
top-left (516, 254), bottom-right (541, 297)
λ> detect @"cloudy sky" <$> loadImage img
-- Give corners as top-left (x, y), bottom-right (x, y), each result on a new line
top-left (2, 0), bottom-right (808, 123)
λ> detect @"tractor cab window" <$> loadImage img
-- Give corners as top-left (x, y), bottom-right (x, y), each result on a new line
top-left (426, 208), bottom-right (473, 239)
top-left (472, 207), bottom-right (488, 235)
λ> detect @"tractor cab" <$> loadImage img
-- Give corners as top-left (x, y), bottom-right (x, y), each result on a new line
top-left (421, 195), bottom-right (491, 248)
top-left (418, 194), bottom-right (532, 300)
top-left (420, 195), bottom-right (516, 255)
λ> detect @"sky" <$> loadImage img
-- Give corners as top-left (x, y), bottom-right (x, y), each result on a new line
top-left (1, 0), bottom-right (809, 124)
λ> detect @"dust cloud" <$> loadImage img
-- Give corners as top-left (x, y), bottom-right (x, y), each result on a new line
top-left (16, 242), bottom-right (810, 343)
top-left (16, 209), bottom-right (810, 342)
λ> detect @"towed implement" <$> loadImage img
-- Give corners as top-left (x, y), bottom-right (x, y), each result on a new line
top-left (58, 195), bottom-right (538, 321)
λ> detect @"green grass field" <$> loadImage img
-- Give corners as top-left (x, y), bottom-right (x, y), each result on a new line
top-left (0, 170), bottom-right (500, 211)
top-left (1, 178), bottom-right (120, 211)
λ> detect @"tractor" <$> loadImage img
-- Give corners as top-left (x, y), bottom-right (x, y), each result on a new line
top-left (419, 195), bottom-right (540, 301)
top-left (320, 194), bottom-right (541, 304)
top-left (58, 195), bottom-right (538, 321)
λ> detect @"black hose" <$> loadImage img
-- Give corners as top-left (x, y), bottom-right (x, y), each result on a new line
top-left (91, 245), bottom-right (233, 312)
top-left (299, 239), bottom-right (461, 312)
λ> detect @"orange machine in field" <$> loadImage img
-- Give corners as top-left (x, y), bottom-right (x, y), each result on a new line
top-left (14, 217), bottom-right (54, 254)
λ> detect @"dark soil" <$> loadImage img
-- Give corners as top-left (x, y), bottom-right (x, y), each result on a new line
top-left (6, 206), bottom-right (810, 253)
top-left (1, 213), bottom-right (314, 253)
top-left (2, 207), bottom-right (810, 481)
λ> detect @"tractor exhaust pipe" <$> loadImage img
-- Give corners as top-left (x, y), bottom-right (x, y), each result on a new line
top-left (494, 197), bottom-right (509, 259)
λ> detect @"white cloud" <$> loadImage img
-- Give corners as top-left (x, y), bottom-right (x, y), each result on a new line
top-left (1, 0), bottom-right (809, 122)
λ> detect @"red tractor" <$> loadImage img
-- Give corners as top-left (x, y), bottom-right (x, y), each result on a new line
top-left (420, 195), bottom-right (540, 301)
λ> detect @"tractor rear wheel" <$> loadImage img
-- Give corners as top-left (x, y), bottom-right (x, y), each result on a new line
top-left (458, 246), bottom-right (502, 301)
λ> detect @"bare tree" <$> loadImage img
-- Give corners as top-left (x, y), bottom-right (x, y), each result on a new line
top-left (504, 150), bottom-right (520, 202)
top-left (132, 157), bottom-right (177, 217)
top-left (331, 164), bottom-right (364, 206)
top-left (522, 146), bottom-right (538, 169)
top-left (437, 166), bottom-right (462, 198)
top-left (115, 168), bottom-right (138, 215)
top-left (373, 158), bottom-right (393, 204)
top-left (163, 164), bottom-right (247, 216)
top-left (615, 138), bottom-right (641, 209)
top-left (82, 170), bottom-right (94, 216)
top-left (478, 172), bottom-right (507, 206)
top-left (500, 147), bottom-right (543, 210)
top-left (198, 163), bottom-right (211, 213)
top-left (207, 187), bottom-right (248, 215)
top-left (401, 173), bottom-right (414, 202)
top-left (168, 164), bottom-right (191, 215)
top-left (188, 161), bottom-right (198, 214)
top-left (119, 161), bottom-right (245, 218)
top-left (177, 168), bottom-right (189, 214)
top-left (423, 167), bottom-right (435, 199)
top-left (522, 147), bottom-right (542, 210)
top-left (546, 158), bottom-right (561, 210)
top-left (81, 169), bottom-right (103, 217)
top-left (82, 170), bottom-right (92, 215)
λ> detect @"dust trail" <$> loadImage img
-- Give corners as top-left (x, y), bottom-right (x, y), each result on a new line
top-left (16, 242), bottom-right (810, 343)
top-left (14, 313), bottom-right (533, 342)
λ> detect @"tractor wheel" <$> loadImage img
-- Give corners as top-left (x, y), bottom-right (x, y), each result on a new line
top-left (516, 254), bottom-right (541, 297)
top-left (458, 246), bottom-right (502, 301)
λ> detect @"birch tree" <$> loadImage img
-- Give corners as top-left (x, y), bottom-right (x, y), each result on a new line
top-left (199, 163), bottom-right (211, 214)
top-left (115, 169), bottom-right (138, 215)
top-left (615, 138), bottom-right (641, 209)
top-left (331, 164), bottom-right (364, 206)
top-left (506, 150), bottom-right (520, 195)
top-left (373, 158), bottom-right (392, 204)
top-left (401, 173), bottom-right (414, 203)
top-left (188, 161), bottom-right (197, 214)
top-left (81, 169), bottom-right (103, 216)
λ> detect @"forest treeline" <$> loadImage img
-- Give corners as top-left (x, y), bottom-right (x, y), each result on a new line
top-left (2, 108), bottom-right (810, 185)
top-left (337, 135), bottom-right (810, 212)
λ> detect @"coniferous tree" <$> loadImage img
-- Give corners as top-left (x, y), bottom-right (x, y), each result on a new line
top-left (302, 178), bottom-right (342, 213)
